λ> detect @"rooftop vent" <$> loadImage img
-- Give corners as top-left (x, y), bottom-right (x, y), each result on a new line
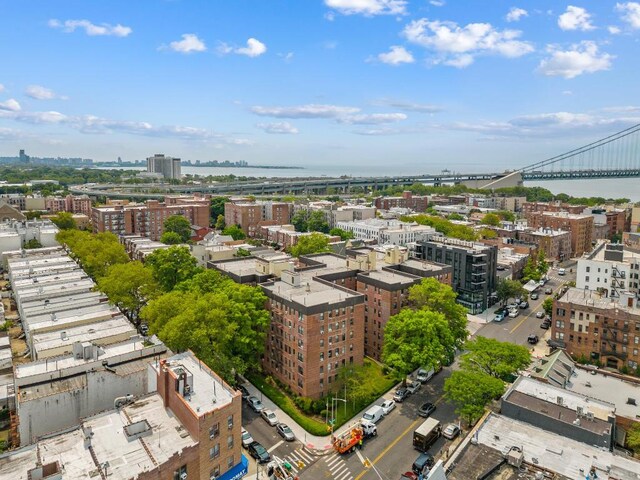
top-left (27, 461), bottom-right (62, 480)
top-left (124, 419), bottom-right (152, 441)
top-left (627, 398), bottom-right (637, 406)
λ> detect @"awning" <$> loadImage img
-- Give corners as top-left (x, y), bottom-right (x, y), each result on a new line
top-left (523, 280), bottom-right (539, 292)
top-left (217, 454), bottom-right (249, 480)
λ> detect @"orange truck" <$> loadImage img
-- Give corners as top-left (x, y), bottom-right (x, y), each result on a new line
top-left (332, 421), bottom-right (377, 454)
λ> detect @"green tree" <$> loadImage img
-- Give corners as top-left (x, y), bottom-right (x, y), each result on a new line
top-left (408, 278), bottom-right (468, 350)
top-left (460, 336), bottom-right (531, 381)
top-left (338, 363), bottom-right (380, 406)
top-left (537, 249), bottom-right (549, 277)
top-left (542, 297), bottom-right (554, 317)
top-left (215, 214), bottom-right (225, 230)
top-left (291, 209), bottom-right (310, 232)
top-left (50, 211), bottom-right (76, 230)
top-left (495, 210), bottom-right (516, 222)
top-left (444, 370), bottom-right (505, 425)
top-left (403, 214), bottom-right (478, 241)
top-left (626, 423), bottom-right (640, 453)
top-left (235, 247), bottom-right (251, 257)
top-left (222, 224), bottom-right (246, 240)
top-left (382, 309), bottom-right (455, 385)
top-left (289, 233), bottom-right (330, 257)
top-left (210, 196), bottom-right (229, 220)
top-left (447, 213), bottom-right (465, 221)
top-left (160, 231), bottom-right (183, 245)
top-left (522, 255), bottom-right (541, 283)
top-left (57, 230), bottom-right (129, 279)
top-left (478, 228), bottom-right (498, 239)
top-left (24, 238), bottom-right (43, 249)
top-left (329, 227), bottom-right (354, 241)
top-left (481, 213), bottom-right (501, 226)
top-left (97, 261), bottom-right (160, 326)
top-left (145, 246), bottom-right (202, 291)
top-left (496, 279), bottom-right (527, 306)
top-left (164, 215), bottom-right (192, 242)
top-left (308, 210), bottom-right (329, 233)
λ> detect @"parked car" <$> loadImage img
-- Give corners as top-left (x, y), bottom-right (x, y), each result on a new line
top-left (416, 367), bottom-right (436, 383)
top-left (540, 320), bottom-right (551, 329)
top-left (508, 302), bottom-right (519, 311)
top-left (443, 423), bottom-right (461, 440)
top-left (237, 385), bottom-right (250, 401)
top-left (519, 301), bottom-right (529, 309)
top-left (362, 405), bottom-right (385, 424)
top-left (247, 442), bottom-right (271, 463)
top-left (417, 402), bottom-right (436, 418)
top-left (412, 453), bottom-right (435, 475)
top-left (493, 312), bottom-right (505, 322)
top-left (407, 381), bottom-right (421, 394)
top-left (536, 311), bottom-right (545, 319)
top-left (528, 334), bottom-right (539, 345)
top-left (508, 310), bottom-right (519, 318)
top-left (530, 293), bottom-right (538, 300)
top-left (558, 268), bottom-right (566, 275)
top-left (497, 265), bottom-right (506, 271)
top-left (261, 409), bottom-right (278, 426)
top-left (401, 473), bottom-right (418, 480)
top-left (380, 400), bottom-right (396, 415)
top-left (276, 423), bottom-right (295, 441)
top-left (393, 387), bottom-right (410, 403)
top-left (248, 396), bottom-right (264, 413)
top-left (241, 428), bottom-right (254, 448)
top-left (545, 287), bottom-right (553, 294)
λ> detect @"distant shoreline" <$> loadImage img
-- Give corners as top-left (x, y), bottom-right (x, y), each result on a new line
top-left (92, 162), bottom-right (304, 170)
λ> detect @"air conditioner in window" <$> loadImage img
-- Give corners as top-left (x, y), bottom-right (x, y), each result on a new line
top-left (180, 472), bottom-right (188, 480)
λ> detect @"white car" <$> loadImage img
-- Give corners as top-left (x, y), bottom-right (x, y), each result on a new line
top-left (508, 310), bottom-right (519, 318)
top-left (443, 424), bottom-right (460, 440)
top-left (241, 428), bottom-right (254, 448)
top-left (260, 409), bottom-right (278, 426)
top-left (380, 400), bottom-right (395, 415)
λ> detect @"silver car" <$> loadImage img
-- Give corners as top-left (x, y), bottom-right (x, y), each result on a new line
top-left (406, 381), bottom-right (421, 394)
top-left (276, 423), bottom-right (295, 441)
top-left (241, 428), bottom-right (254, 448)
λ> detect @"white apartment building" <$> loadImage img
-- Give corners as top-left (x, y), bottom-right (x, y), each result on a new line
top-left (336, 218), bottom-right (435, 246)
top-left (146, 153), bottom-right (181, 180)
top-left (577, 242), bottom-right (640, 298)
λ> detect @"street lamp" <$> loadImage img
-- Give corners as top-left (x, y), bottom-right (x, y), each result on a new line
top-left (331, 396), bottom-right (346, 435)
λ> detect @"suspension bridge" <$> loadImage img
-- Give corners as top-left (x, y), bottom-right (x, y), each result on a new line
top-left (72, 123), bottom-right (640, 198)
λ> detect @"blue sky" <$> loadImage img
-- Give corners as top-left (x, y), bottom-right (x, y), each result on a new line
top-left (0, 0), bottom-right (639, 172)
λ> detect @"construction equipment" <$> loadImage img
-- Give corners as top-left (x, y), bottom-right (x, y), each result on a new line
top-left (333, 421), bottom-right (377, 454)
top-left (266, 455), bottom-right (299, 480)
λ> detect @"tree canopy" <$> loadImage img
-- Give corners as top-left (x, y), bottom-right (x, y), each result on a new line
top-left (382, 309), bottom-right (455, 383)
top-left (57, 230), bottom-right (129, 279)
top-left (403, 214), bottom-right (478, 241)
top-left (163, 215), bottom-right (192, 242)
top-left (292, 210), bottom-right (329, 233)
top-left (542, 297), bottom-right (554, 316)
top-left (496, 279), bottom-right (527, 306)
top-left (215, 214), bottom-right (225, 230)
top-left (480, 213), bottom-right (501, 227)
top-left (210, 196), bottom-right (229, 220)
top-left (24, 238), bottom-right (43, 249)
top-left (329, 227), bottom-right (354, 241)
top-left (444, 370), bottom-right (505, 425)
top-left (145, 246), bottom-right (202, 291)
top-left (50, 212), bottom-right (77, 230)
top-left (160, 231), bottom-right (183, 245)
top-left (222, 224), bottom-right (246, 240)
top-left (289, 232), bottom-right (330, 257)
top-left (459, 336), bottom-right (531, 382)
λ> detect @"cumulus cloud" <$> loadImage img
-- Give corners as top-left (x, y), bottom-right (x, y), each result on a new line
top-left (403, 18), bottom-right (533, 67)
top-left (25, 85), bottom-right (68, 100)
top-left (506, 7), bottom-right (528, 22)
top-left (0, 99), bottom-right (21, 112)
top-left (608, 25), bottom-right (622, 34)
top-left (48, 19), bottom-right (132, 37)
top-left (166, 34), bottom-right (207, 53)
top-left (338, 113), bottom-right (407, 125)
top-left (324, 0), bottom-right (407, 16)
top-left (218, 38), bottom-right (267, 57)
top-left (537, 41), bottom-right (613, 79)
top-left (557, 6), bottom-right (595, 31)
top-left (616, 2), bottom-right (640, 29)
top-left (256, 122), bottom-right (299, 134)
top-left (430, 1), bottom-right (445, 6)
top-left (376, 46), bottom-right (415, 65)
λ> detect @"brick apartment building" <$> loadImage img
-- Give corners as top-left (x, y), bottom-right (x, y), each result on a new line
top-left (93, 195), bottom-right (210, 240)
top-left (525, 211), bottom-right (594, 257)
top-left (224, 200), bottom-right (293, 237)
top-left (45, 194), bottom-right (92, 216)
top-left (374, 191), bottom-right (429, 212)
top-left (518, 228), bottom-right (572, 262)
top-left (522, 202), bottom-right (587, 215)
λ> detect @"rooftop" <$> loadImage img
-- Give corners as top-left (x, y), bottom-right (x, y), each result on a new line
top-left (263, 274), bottom-right (362, 308)
top-left (561, 287), bottom-right (640, 313)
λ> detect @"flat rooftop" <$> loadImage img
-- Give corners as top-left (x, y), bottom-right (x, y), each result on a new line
top-left (26, 304), bottom-right (120, 334)
top-left (263, 274), bottom-right (361, 308)
top-left (360, 269), bottom-right (416, 286)
top-left (399, 258), bottom-right (449, 273)
top-left (20, 292), bottom-right (107, 317)
top-left (475, 413), bottom-right (640, 480)
top-left (562, 287), bottom-right (640, 313)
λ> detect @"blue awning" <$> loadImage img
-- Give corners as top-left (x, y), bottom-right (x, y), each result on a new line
top-left (217, 454), bottom-right (249, 480)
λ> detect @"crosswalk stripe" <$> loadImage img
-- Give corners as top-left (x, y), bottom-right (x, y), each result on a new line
top-left (267, 440), bottom-right (284, 453)
top-left (297, 449), bottom-right (313, 462)
top-left (336, 471), bottom-right (352, 480)
top-left (326, 455), bottom-right (341, 466)
top-left (283, 459), bottom-right (298, 474)
top-left (287, 452), bottom-right (300, 462)
top-left (331, 464), bottom-right (348, 475)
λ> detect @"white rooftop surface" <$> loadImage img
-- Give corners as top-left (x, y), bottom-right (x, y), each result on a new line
top-left (478, 413), bottom-right (640, 480)
top-left (15, 278), bottom-right (95, 302)
top-left (12, 270), bottom-right (88, 290)
top-left (154, 351), bottom-right (235, 416)
top-left (16, 337), bottom-right (154, 379)
top-left (32, 316), bottom-right (135, 354)
top-left (512, 376), bottom-right (615, 421)
top-left (20, 292), bottom-right (107, 317)
top-left (362, 269), bottom-right (416, 285)
top-left (567, 369), bottom-right (640, 420)
top-left (7, 251), bottom-right (70, 270)
top-left (9, 261), bottom-right (78, 279)
top-left (563, 287), bottom-right (640, 313)
top-left (591, 245), bottom-right (640, 263)
top-left (0, 337), bottom-right (9, 349)
top-left (0, 349), bottom-right (10, 364)
top-left (264, 275), bottom-right (361, 307)
top-left (26, 304), bottom-right (120, 333)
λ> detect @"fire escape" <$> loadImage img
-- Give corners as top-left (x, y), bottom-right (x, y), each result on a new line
top-left (600, 321), bottom-right (628, 361)
top-left (610, 265), bottom-right (625, 298)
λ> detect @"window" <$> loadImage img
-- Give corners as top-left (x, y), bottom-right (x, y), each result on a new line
top-left (227, 415), bottom-right (233, 430)
top-left (227, 435), bottom-right (234, 449)
top-left (228, 456), bottom-right (234, 468)
top-left (210, 444), bottom-right (220, 459)
top-left (210, 466), bottom-right (220, 479)
top-left (210, 423), bottom-right (220, 439)
top-left (174, 466), bottom-right (187, 480)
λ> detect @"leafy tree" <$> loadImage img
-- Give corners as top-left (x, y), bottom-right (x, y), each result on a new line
top-left (235, 247), bottom-right (251, 257)
top-left (522, 255), bottom-right (541, 283)
top-left (444, 370), bottom-right (505, 425)
top-left (97, 261), bottom-right (160, 326)
top-left (496, 279), bottom-right (527, 306)
top-left (382, 309), bottom-right (455, 385)
top-left (57, 230), bottom-right (128, 279)
top-left (289, 233), bottom-right (330, 257)
top-left (460, 336), bottom-right (531, 381)
top-left (403, 214), bottom-right (478, 241)
top-left (210, 196), bottom-right (229, 220)
top-left (542, 297), bottom-right (554, 317)
top-left (338, 363), bottom-right (381, 406)
top-left (495, 210), bottom-right (516, 222)
top-left (481, 213), bottom-right (501, 226)
top-left (447, 213), bottom-right (465, 221)
top-left (164, 215), bottom-right (191, 242)
top-left (478, 228), bottom-right (498, 239)
top-left (25, 211), bottom-right (43, 220)
top-left (24, 238), bottom-right (43, 249)
top-left (215, 214), bottom-right (225, 230)
top-left (291, 209), bottom-right (329, 233)
top-left (145, 246), bottom-right (202, 291)
top-left (537, 249), bottom-right (549, 277)
top-left (408, 278), bottom-right (468, 350)
top-left (222, 224), bottom-right (246, 240)
top-left (627, 423), bottom-right (640, 454)
top-left (329, 227), bottom-right (354, 241)
top-left (51, 212), bottom-right (76, 230)
top-left (160, 231), bottom-right (183, 245)
top-left (291, 210), bottom-right (309, 232)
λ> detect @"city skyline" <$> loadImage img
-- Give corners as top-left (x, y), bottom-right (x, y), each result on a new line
top-left (1, 1), bottom-right (639, 171)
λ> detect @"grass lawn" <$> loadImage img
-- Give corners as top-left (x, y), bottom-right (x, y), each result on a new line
top-left (246, 358), bottom-right (398, 436)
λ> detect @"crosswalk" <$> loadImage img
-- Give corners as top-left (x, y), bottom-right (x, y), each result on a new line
top-left (280, 447), bottom-right (315, 475)
top-left (323, 452), bottom-right (354, 480)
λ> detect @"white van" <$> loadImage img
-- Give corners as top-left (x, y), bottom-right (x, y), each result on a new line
top-left (362, 405), bottom-right (385, 424)
top-left (416, 367), bottom-right (435, 384)
top-left (558, 268), bottom-right (566, 275)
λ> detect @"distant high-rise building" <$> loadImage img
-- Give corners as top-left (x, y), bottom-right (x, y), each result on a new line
top-left (117, 156), bottom-right (122, 164)
top-left (146, 153), bottom-right (181, 180)
top-left (19, 149), bottom-right (29, 163)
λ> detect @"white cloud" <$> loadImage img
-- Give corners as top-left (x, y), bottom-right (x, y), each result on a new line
top-left (339, 113), bottom-right (407, 125)
top-left (403, 18), bottom-right (533, 67)
top-left (48, 19), bottom-right (132, 37)
top-left (616, 2), bottom-right (640, 29)
top-left (251, 104), bottom-right (360, 119)
top-left (608, 25), bottom-right (622, 34)
top-left (376, 46), bottom-right (415, 65)
top-left (25, 85), bottom-right (68, 101)
top-left (324, 0), bottom-right (407, 16)
top-left (429, 1), bottom-right (445, 6)
top-left (0, 84), bottom-right (4, 93)
top-left (256, 122), bottom-right (299, 134)
top-left (380, 100), bottom-right (442, 113)
top-left (538, 41), bottom-right (613, 79)
top-left (279, 52), bottom-right (294, 62)
top-left (558, 6), bottom-right (595, 31)
top-left (167, 34), bottom-right (207, 53)
top-left (218, 38), bottom-right (267, 57)
top-left (562, 90), bottom-right (573, 95)
top-left (0, 99), bottom-right (21, 112)
top-left (506, 7), bottom-right (528, 22)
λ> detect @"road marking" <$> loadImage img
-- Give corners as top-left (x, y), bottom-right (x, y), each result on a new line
top-left (267, 440), bottom-right (284, 453)
top-left (326, 455), bottom-right (341, 466)
top-left (355, 449), bottom-right (366, 465)
top-left (509, 284), bottom-right (563, 335)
